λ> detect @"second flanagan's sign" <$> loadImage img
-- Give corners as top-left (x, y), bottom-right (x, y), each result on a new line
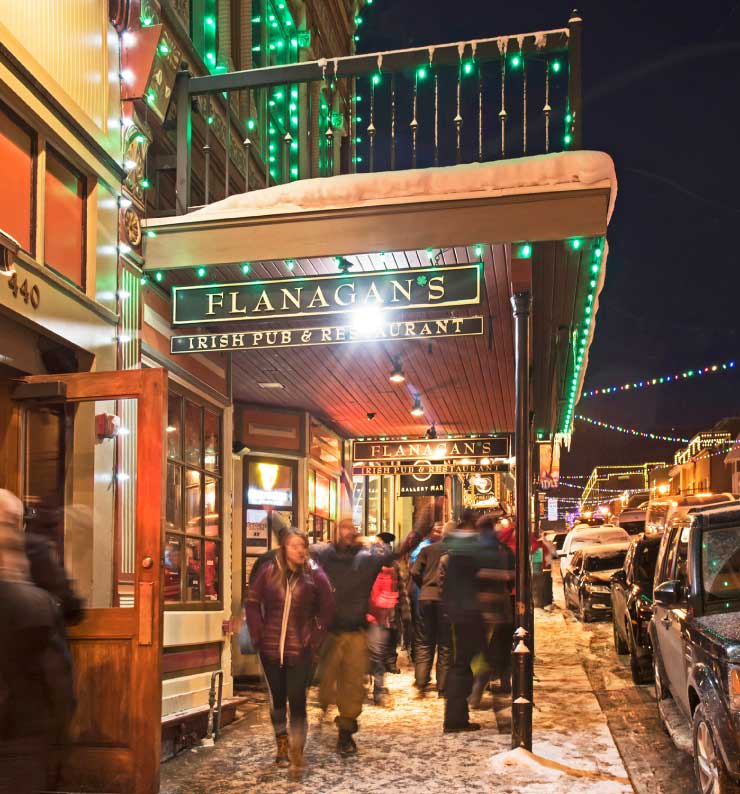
top-left (172, 264), bottom-right (481, 325)
top-left (353, 435), bottom-right (510, 462)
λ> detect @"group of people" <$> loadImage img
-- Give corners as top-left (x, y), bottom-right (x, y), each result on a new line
top-left (244, 505), bottom-right (517, 778)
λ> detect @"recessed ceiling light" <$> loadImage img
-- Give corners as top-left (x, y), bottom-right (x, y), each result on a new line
top-left (258, 382), bottom-right (284, 390)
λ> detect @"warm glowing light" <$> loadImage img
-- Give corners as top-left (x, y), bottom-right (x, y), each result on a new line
top-left (257, 462), bottom-right (279, 492)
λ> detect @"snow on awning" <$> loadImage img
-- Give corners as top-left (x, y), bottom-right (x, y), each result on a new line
top-left (181, 150), bottom-right (617, 223)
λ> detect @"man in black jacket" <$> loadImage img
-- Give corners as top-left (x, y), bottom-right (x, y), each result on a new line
top-left (411, 521), bottom-right (452, 696)
top-left (312, 512), bottom-right (432, 755)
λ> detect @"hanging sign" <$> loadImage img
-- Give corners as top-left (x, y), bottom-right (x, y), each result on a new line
top-left (170, 315), bottom-right (483, 353)
top-left (547, 497), bottom-right (558, 521)
top-left (399, 474), bottom-right (445, 496)
top-left (171, 263), bottom-right (481, 326)
top-left (353, 460), bottom-right (509, 476)
top-left (353, 435), bottom-right (510, 463)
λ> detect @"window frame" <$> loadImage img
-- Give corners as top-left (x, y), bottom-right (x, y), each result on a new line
top-left (43, 145), bottom-right (87, 290)
top-left (165, 386), bottom-right (224, 611)
top-left (0, 99), bottom-right (37, 256)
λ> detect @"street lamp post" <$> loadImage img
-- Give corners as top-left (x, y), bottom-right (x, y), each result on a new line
top-left (511, 291), bottom-right (533, 751)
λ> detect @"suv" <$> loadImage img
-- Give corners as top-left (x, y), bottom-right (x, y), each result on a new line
top-left (650, 504), bottom-right (740, 794)
top-left (645, 492), bottom-right (735, 536)
top-left (610, 534), bottom-right (661, 683)
top-left (617, 500), bottom-right (649, 536)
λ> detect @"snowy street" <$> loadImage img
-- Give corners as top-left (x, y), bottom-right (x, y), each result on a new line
top-left (158, 579), bottom-right (695, 794)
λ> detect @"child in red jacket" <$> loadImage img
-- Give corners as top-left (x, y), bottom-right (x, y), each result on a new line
top-left (366, 562), bottom-right (399, 706)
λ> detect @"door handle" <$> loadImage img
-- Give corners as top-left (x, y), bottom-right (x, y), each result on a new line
top-left (660, 616), bottom-right (671, 627)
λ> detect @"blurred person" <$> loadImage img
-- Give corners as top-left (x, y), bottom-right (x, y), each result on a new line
top-left (245, 528), bottom-right (334, 778)
top-left (312, 510), bottom-right (433, 755)
top-left (376, 532), bottom-right (403, 674)
top-left (24, 506), bottom-right (84, 787)
top-left (469, 513), bottom-right (516, 707)
top-left (440, 510), bottom-right (486, 733)
top-left (0, 490), bottom-right (58, 794)
top-left (411, 520), bottom-right (453, 697)
top-left (366, 541), bottom-right (399, 707)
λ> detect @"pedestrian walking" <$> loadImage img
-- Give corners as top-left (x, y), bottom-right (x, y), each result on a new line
top-left (366, 554), bottom-right (399, 707)
top-left (440, 510), bottom-right (488, 733)
top-left (312, 510), bottom-right (433, 755)
top-left (469, 512), bottom-right (516, 707)
top-left (411, 520), bottom-right (453, 697)
top-left (0, 490), bottom-right (59, 794)
top-left (245, 528), bottom-right (334, 778)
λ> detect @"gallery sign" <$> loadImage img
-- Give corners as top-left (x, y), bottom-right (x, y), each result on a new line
top-left (399, 474), bottom-right (446, 496)
top-left (352, 435), bottom-right (510, 463)
top-left (170, 315), bottom-right (483, 353)
top-left (171, 264), bottom-right (481, 326)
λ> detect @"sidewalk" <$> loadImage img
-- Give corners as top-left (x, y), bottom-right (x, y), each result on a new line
top-left (160, 595), bottom-right (633, 794)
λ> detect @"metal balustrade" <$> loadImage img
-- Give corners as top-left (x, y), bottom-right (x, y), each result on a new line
top-left (170, 11), bottom-right (583, 215)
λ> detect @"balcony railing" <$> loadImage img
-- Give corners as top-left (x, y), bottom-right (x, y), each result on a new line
top-left (169, 12), bottom-right (582, 215)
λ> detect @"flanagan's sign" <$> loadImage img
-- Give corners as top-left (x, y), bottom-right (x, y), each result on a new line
top-left (352, 435), bottom-right (510, 462)
top-left (172, 264), bottom-right (481, 326)
top-left (170, 316), bottom-right (483, 353)
top-left (353, 461), bottom-right (509, 476)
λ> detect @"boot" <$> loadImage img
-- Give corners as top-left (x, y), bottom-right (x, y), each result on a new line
top-left (373, 687), bottom-right (392, 707)
top-left (288, 742), bottom-right (305, 779)
top-left (274, 733), bottom-right (289, 767)
top-left (337, 728), bottom-right (357, 756)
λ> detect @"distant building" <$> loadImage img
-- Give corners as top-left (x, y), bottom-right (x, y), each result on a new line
top-left (580, 462), bottom-right (667, 511)
top-left (670, 427), bottom-right (737, 496)
top-left (725, 436), bottom-right (740, 495)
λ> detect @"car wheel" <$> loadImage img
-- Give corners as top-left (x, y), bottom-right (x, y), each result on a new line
top-left (630, 648), bottom-right (652, 685)
top-left (579, 594), bottom-right (591, 623)
top-left (612, 615), bottom-right (629, 654)
top-left (693, 703), bottom-right (740, 794)
top-left (653, 654), bottom-right (670, 701)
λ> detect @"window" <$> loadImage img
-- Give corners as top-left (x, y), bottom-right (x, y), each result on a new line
top-left (45, 148), bottom-right (85, 287)
top-left (0, 103), bottom-right (35, 252)
top-left (701, 525), bottom-right (740, 607)
top-left (307, 469), bottom-right (337, 543)
top-left (243, 457), bottom-right (296, 593)
top-left (165, 390), bottom-right (222, 605)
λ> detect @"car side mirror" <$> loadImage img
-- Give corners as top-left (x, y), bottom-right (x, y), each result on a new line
top-left (554, 550), bottom-right (564, 559)
top-left (653, 579), bottom-right (680, 606)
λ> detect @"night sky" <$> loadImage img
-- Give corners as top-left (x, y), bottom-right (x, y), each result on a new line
top-left (359, 0), bottom-right (740, 479)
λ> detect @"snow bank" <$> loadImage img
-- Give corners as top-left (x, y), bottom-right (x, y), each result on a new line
top-left (186, 150), bottom-right (617, 223)
top-left (491, 747), bottom-right (630, 784)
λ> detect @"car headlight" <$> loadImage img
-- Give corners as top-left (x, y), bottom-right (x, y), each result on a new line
top-left (729, 666), bottom-right (740, 712)
top-left (587, 584), bottom-right (611, 595)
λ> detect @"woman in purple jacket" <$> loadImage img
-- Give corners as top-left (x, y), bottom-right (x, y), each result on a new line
top-left (245, 528), bottom-right (334, 777)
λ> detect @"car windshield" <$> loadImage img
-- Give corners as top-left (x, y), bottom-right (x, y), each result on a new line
top-left (701, 525), bottom-right (740, 607)
top-left (586, 551), bottom-right (627, 572)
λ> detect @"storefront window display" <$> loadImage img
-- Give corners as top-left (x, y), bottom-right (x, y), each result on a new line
top-left (243, 457), bottom-right (296, 590)
top-left (352, 475), bottom-right (396, 536)
top-left (307, 469), bottom-right (337, 543)
top-left (165, 390), bottom-right (223, 605)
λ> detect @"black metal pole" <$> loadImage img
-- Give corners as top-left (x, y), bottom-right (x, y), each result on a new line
top-left (511, 291), bottom-right (533, 751)
top-left (567, 9), bottom-right (583, 150)
top-left (174, 64), bottom-right (192, 215)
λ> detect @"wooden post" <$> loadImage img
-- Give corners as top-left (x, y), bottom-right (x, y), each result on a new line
top-left (568, 9), bottom-right (583, 149)
top-left (174, 64), bottom-right (192, 215)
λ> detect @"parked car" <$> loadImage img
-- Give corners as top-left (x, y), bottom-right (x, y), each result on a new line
top-left (616, 498), bottom-right (649, 536)
top-left (645, 492), bottom-right (735, 536)
top-left (563, 543), bottom-right (630, 622)
top-left (558, 525), bottom-right (630, 577)
top-left (649, 503), bottom-right (740, 794)
top-left (610, 534), bottom-right (662, 683)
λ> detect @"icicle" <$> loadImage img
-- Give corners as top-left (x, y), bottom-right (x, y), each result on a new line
top-left (534, 30), bottom-right (547, 48)
top-left (369, 72), bottom-right (376, 172)
top-left (499, 57), bottom-right (507, 158)
top-left (497, 37), bottom-right (507, 56)
top-left (427, 46), bottom-right (435, 63)
top-left (477, 59), bottom-right (483, 162)
top-left (243, 89), bottom-right (251, 193)
top-left (317, 57), bottom-right (328, 71)
top-left (516, 34), bottom-right (525, 50)
top-left (332, 57), bottom-right (340, 76)
top-left (411, 68), bottom-right (419, 169)
top-left (376, 53), bottom-right (383, 71)
top-left (455, 46), bottom-right (464, 164)
top-left (434, 69), bottom-right (439, 167)
top-left (522, 56), bottom-right (527, 155)
top-left (390, 73), bottom-right (396, 170)
top-left (224, 97), bottom-right (231, 198)
top-left (470, 40), bottom-right (478, 57)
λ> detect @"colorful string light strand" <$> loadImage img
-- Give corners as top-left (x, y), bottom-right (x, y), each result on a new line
top-left (575, 414), bottom-right (690, 444)
top-left (582, 360), bottom-right (735, 398)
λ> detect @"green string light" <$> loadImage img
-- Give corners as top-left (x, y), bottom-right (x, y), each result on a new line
top-left (196, 266), bottom-right (207, 278)
top-left (518, 243), bottom-right (532, 258)
top-left (242, 263), bottom-right (251, 275)
top-left (510, 54), bottom-right (521, 68)
top-left (463, 60), bottom-right (474, 75)
top-left (154, 271), bottom-right (163, 283)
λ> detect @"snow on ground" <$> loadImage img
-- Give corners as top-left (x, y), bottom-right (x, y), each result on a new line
top-left (160, 585), bottom-right (633, 794)
top-left (181, 150), bottom-right (617, 223)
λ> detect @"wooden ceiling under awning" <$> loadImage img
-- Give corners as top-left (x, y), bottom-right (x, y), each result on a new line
top-left (142, 183), bottom-right (611, 439)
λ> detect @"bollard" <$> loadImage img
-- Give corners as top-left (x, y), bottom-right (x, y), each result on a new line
top-left (203, 670), bottom-right (224, 746)
top-left (511, 627), bottom-right (532, 750)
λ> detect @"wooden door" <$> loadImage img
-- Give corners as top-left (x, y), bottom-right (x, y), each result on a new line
top-left (17, 369), bottom-right (166, 794)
